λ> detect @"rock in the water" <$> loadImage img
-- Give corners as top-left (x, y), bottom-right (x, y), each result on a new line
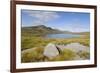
top-left (43, 43), bottom-right (59, 59)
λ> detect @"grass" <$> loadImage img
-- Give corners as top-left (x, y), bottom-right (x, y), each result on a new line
top-left (21, 48), bottom-right (77, 62)
top-left (78, 51), bottom-right (90, 59)
top-left (21, 33), bottom-right (90, 63)
top-left (49, 49), bottom-right (77, 61)
top-left (21, 47), bottom-right (45, 62)
top-left (21, 47), bottom-right (90, 63)
top-left (21, 34), bottom-right (90, 50)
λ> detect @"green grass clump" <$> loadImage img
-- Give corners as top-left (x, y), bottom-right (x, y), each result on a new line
top-left (21, 47), bottom-right (45, 63)
top-left (79, 51), bottom-right (90, 59)
top-left (50, 49), bottom-right (77, 61)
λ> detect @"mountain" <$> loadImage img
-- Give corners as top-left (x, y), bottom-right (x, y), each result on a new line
top-left (21, 25), bottom-right (64, 36)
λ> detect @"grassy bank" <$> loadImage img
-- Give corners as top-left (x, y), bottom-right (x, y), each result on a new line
top-left (21, 33), bottom-right (90, 63)
top-left (21, 34), bottom-right (90, 50)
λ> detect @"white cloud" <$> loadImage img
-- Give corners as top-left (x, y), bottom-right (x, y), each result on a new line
top-left (58, 23), bottom-right (90, 32)
top-left (23, 10), bottom-right (60, 26)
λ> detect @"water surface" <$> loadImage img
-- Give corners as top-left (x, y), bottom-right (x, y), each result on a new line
top-left (45, 34), bottom-right (81, 39)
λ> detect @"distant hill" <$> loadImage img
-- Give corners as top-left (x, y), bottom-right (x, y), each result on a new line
top-left (22, 25), bottom-right (63, 36)
top-left (21, 25), bottom-right (89, 37)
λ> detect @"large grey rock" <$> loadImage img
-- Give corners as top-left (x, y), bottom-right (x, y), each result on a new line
top-left (56, 43), bottom-right (89, 53)
top-left (65, 43), bottom-right (89, 53)
top-left (43, 43), bottom-right (59, 59)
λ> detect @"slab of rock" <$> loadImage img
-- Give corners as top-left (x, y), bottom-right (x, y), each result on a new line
top-left (56, 43), bottom-right (89, 53)
top-left (43, 43), bottom-right (59, 59)
top-left (65, 43), bottom-right (89, 53)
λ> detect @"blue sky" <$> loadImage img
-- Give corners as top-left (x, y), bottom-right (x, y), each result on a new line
top-left (21, 9), bottom-right (90, 32)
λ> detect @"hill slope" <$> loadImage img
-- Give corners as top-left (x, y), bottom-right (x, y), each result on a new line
top-left (22, 25), bottom-right (64, 36)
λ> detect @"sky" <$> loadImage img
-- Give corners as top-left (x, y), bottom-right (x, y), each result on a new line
top-left (21, 9), bottom-right (90, 32)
